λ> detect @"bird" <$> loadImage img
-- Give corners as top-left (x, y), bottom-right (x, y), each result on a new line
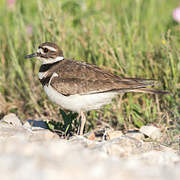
top-left (25, 42), bottom-right (168, 135)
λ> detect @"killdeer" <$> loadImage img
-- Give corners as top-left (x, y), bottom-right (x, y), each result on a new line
top-left (25, 42), bottom-right (168, 135)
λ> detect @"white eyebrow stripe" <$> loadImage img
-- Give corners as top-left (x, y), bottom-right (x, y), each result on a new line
top-left (43, 46), bottom-right (57, 52)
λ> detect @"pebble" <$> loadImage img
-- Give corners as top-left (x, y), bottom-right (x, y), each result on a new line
top-left (140, 125), bottom-right (162, 140)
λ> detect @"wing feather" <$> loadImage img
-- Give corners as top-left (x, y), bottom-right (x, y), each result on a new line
top-left (49, 59), bottom-right (162, 96)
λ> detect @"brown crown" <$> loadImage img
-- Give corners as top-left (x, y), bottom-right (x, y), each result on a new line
top-left (38, 42), bottom-right (64, 57)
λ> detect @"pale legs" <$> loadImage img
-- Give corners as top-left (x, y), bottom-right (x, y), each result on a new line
top-left (78, 111), bottom-right (86, 135)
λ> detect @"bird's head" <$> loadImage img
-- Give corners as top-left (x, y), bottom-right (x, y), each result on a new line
top-left (25, 42), bottom-right (64, 64)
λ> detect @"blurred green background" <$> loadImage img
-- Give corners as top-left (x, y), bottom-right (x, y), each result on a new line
top-left (0, 0), bottom-right (179, 141)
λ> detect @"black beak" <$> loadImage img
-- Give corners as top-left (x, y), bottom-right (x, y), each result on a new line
top-left (24, 53), bottom-right (37, 59)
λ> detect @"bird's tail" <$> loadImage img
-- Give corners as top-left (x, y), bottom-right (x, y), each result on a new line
top-left (120, 78), bottom-right (169, 94)
top-left (128, 88), bottom-right (170, 94)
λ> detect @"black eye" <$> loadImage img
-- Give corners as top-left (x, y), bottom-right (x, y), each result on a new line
top-left (44, 48), bottom-right (49, 53)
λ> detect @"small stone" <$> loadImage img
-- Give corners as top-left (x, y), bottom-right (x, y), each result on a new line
top-left (131, 150), bottom-right (180, 166)
top-left (104, 130), bottom-right (123, 140)
top-left (87, 132), bottom-right (96, 140)
top-left (125, 131), bottom-right (145, 140)
top-left (23, 120), bottom-right (49, 129)
top-left (23, 121), bottom-right (32, 129)
top-left (140, 125), bottom-right (161, 140)
top-left (99, 136), bottom-right (143, 157)
top-left (2, 113), bottom-right (22, 127)
top-left (29, 129), bottom-right (59, 141)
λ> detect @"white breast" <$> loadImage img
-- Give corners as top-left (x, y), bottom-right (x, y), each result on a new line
top-left (43, 85), bottom-right (117, 113)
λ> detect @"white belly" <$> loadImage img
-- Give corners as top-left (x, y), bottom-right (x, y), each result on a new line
top-left (44, 85), bottom-right (117, 113)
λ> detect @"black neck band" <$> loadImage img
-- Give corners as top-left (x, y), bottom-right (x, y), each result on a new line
top-left (39, 61), bottom-right (60, 72)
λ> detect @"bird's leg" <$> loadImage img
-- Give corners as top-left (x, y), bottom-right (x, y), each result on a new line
top-left (77, 113), bottom-right (81, 134)
top-left (78, 111), bottom-right (86, 135)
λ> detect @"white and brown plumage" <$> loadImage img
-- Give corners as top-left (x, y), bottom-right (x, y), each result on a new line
top-left (25, 42), bottom-right (168, 135)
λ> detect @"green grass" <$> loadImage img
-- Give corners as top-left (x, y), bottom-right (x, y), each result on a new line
top-left (0, 0), bottom-right (179, 141)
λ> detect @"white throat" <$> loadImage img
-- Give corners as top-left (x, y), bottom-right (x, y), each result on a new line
top-left (37, 56), bottom-right (64, 64)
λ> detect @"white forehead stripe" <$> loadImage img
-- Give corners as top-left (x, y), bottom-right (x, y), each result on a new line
top-left (37, 48), bottom-right (44, 54)
top-left (43, 46), bottom-right (57, 52)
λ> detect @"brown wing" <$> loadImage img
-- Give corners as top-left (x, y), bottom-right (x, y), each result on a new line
top-left (50, 59), bottom-right (158, 96)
